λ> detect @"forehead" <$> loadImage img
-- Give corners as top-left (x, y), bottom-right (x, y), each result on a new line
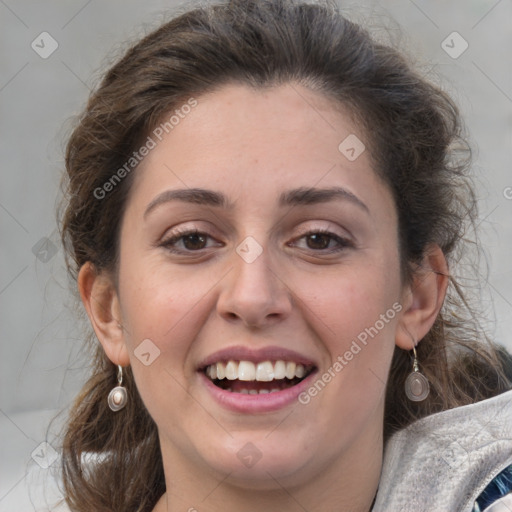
top-left (127, 82), bottom-right (395, 222)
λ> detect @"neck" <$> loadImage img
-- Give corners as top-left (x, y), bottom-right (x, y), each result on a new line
top-left (154, 424), bottom-right (382, 512)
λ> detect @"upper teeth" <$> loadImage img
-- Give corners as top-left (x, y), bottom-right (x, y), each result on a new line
top-left (205, 360), bottom-right (308, 381)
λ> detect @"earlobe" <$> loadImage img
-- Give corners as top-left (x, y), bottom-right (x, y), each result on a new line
top-left (395, 245), bottom-right (449, 350)
top-left (78, 262), bottom-right (130, 366)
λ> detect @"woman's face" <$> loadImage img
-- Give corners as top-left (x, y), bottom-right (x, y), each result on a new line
top-left (116, 83), bottom-right (406, 488)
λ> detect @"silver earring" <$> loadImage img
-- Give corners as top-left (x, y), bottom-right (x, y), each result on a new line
top-left (108, 365), bottom-right (128, 411)
top-left (405, 346), bottom-right (429, 402)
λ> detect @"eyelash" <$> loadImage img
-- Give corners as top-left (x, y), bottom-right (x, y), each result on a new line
top-left (290, 228), bottom-right (353, 253)
top-left (159, 228), bottom-right (220, 254)
top-left (159, 228), bottom-right (353, 255)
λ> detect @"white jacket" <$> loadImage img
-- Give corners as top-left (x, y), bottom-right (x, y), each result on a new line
top-left (372, 389), bottom-right (512, 512)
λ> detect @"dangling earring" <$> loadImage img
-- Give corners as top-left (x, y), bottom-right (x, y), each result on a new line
top-left (405, 346), bottom-right (430, 402)
top-left (108, 365), bottom-right (128, 411)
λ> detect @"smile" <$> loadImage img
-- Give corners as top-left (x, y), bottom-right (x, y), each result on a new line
top-left (203, 360), bottom-right (315, 394)
top-left (197, 346), bottom-right (318, 412)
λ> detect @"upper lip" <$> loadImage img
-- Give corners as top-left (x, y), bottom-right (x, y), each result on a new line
top-left (197, 345), bottom-right (318, 370)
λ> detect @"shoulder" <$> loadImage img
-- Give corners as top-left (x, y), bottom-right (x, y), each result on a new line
top-left (372, 389), bottom-right (512, 512)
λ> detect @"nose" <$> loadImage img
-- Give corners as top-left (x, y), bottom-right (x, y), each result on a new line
top-left (216, 245), bottom-right (293, 328)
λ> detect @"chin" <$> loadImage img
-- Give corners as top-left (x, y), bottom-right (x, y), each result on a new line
top-left (197, 435), bottom-right (316, 489)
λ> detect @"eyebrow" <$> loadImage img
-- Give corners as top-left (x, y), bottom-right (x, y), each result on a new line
top-left (144, 188), bottom-right (231, 219)
top-left (279, 186), bottom-right (369, 213)
top-left (143, 186), bottom-right (369, 219)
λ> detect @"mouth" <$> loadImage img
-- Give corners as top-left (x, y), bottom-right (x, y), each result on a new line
top-left (201, 360), bottom-right (316, 395)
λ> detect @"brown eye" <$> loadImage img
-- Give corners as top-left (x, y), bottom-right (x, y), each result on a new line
top-left (306, 233), bottom-right (332, 250)
top-left (290, 229), bottom-right (353, 253)
top-left (160, 230), bottom-right (222, 254)
top-left (181, 233), bottom-right (207, 250)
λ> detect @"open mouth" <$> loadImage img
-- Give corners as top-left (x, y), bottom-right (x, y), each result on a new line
top-left (202, 360), bottom-right (316, 394)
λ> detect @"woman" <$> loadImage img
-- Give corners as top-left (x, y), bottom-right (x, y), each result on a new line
top-left (58, 0), bottom-right (512, 510)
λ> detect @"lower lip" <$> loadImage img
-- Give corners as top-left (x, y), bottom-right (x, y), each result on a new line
top-left (199, 370), bottom-right (318, 413)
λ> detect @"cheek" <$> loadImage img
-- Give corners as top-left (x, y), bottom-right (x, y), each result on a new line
top-left (296, 261), bottom-right (401, 346)
top-left (293, 268), bottom-right (401, 437)
top-left (292, 258), bottom-right (401, 412)
top-left (116, 263), bottom-right (217, 428)
top-left (117, 254), bottom-right (226, 375)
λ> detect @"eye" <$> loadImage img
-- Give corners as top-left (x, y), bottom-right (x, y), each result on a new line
top-left (160, 229), bottom-right (222, 253)
top-left (290, 229), bottom-right (353, 252)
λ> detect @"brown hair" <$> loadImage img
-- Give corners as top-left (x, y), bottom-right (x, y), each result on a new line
top-left (59, 0), bottom-right (511, 510)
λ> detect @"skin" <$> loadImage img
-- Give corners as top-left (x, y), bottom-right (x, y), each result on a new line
top-left (79, 83), bottom-right (448, 511)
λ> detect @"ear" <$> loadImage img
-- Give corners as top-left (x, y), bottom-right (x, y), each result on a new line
top-left (78, 262), bottom-right (130, 366)
top-left (395, 244), bottom-right (449, 350)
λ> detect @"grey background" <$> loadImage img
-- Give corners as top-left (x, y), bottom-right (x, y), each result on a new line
top-left (1, 0), bottom-right (511, 509)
